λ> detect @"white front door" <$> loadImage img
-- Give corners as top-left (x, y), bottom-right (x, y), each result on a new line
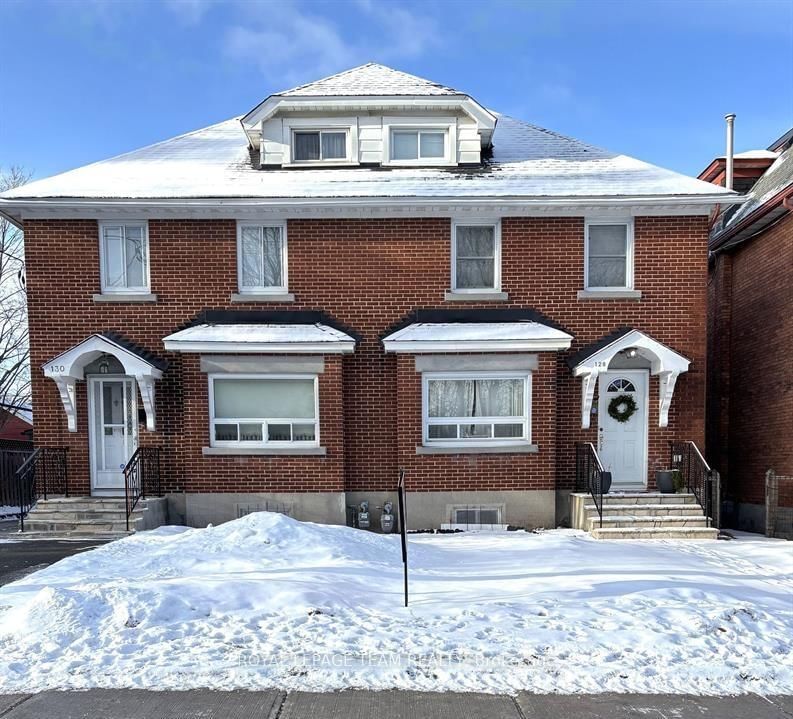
top-left (597, 370), bottom-right (648, 490)
top-left (89, 376), bottom-right (138, 494)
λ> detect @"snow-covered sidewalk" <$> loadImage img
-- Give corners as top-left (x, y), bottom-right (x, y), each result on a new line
top-left (0, 513), bottom-right (791, 695)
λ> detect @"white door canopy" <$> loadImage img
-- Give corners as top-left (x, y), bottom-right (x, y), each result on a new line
top-left (43, 333), bottom-right (166, 432)
top-left (568, 328), bottom-right (690, 429)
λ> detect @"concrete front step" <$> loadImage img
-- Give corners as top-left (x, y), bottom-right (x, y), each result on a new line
top-left (34, 498), bottom-right (132, 511)
top-left (591, 526), bottom-right (719, 540)
top-left (27, 509), bottom-right (146, 522)
top-left (588, 515), bottom-right (710, 530)
top-left (601, 493), bottom-right (697, 505)
top-left (585, 503), bottom-right (704, 517)
top-left (23, 518), bottom-right (143, 533)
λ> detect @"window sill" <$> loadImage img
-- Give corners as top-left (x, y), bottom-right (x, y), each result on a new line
top-left (203, 446), bottom-right (327, 457)
top-left (230, 292), bottom-right (295, 303)
top-left (577, 289), bottom-right (642, 300)
top-left (416, 444), bottom-right (538, 455)
top-left (93, 293), bottom-right (157, 303)
top-left (444, 291), bottom-right (509, 302)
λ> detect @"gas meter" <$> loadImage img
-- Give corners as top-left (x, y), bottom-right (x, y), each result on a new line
top-left (380, 500), bottom-right (395, 533)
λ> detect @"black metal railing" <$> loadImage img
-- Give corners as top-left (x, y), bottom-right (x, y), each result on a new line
top-left (670, 441), bottom-right (721, 529)
top-left (576, 442), bottom-right (606, 528)
top-left (124, 447), bottom-right (162, 531)
top-left (15, 447), bottom-right (69, 532)
top-left (0, 441), bottom-right (34, 512)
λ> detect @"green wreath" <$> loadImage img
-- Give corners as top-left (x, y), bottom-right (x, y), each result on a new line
top-left (608, 394), bottom-right (638, 423)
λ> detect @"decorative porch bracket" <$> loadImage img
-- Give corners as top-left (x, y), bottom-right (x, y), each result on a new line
top-left (53, 377), bottom-right (78, 432)
top-left (658, 371), bottom-right (679, 428)
top-left (135, 375), bottom-right (157, 432)
top-left (580, 370), bottom-right (600, 429)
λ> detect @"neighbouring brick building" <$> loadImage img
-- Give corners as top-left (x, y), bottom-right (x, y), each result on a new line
top-left (701, 128), bottom-right (793, 532)
top-left (0, 64), bottom-right (740, 529)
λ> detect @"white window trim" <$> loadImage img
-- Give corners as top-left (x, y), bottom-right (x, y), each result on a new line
top-left (236, 221), bottom-right (288, 295)
top-left (98, 221), bottom-right (150, 294)
top-left (208, 373), bottom-right (320, 449)
top-left (382, 116), bottom-right (457, 167)
top-left (421, 371), bottom-right (531, 448)
top-left (584, 218), bottom-right (634, 291)
top-left (451, 219), bottom-right (502, 293)
top-left (281, 117), bottom-right (358, 166)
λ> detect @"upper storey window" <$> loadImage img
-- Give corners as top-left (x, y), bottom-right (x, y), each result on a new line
top-left (99, 222), bottom-right (150, 294)
top-left (584, 220), bottom-right (634, 290)
top-left (238, 222), bottom-right (287, 293)
top-left (452, 220), bottom-right (501, 292)
top-left (292, 130), bottom-right (348, 163)
top-left (391, 130), bottom-right (446, 161)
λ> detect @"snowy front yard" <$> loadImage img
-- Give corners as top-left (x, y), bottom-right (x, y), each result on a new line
top-left (0, 513), bottom-right (791, 695)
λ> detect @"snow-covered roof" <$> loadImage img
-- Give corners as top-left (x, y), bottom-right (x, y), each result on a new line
top-left (163, 324), bottom-right (356, 354)
top-left (718, 146), bottom-right (793, 233)
top-left (275, 63), bottom-right (461, 97)
top-left (733, 150), bottom-right (780, 160)
top-left (0, 115), bottom-right (736, 205)
top-left (382, 321), bottom-right (573, 353)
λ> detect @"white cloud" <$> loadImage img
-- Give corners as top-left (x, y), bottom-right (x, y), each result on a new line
top-left (164, 0), bottom-right (215, 26)
top-left (222, 0), bottom-right (440, 87)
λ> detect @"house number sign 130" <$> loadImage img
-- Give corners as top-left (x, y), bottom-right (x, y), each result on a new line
top-left (49, 365), bottom-right (66, 373)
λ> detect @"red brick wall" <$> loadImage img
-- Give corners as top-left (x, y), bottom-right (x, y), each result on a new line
top-left (707, 214), bottom-right (793, 506)
top-left (25, 215), bottom-right (709, 496)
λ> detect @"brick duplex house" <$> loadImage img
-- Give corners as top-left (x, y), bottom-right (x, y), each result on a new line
top-left (0, 64), bottom-right (740, 530)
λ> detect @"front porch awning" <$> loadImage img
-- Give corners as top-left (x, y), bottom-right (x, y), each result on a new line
top-left (43, 333), bottom-right (166, 432)
top-left (382, 321), bottom-right (573, 353)
top-left (163, 323), bottom-right (356, 354)
top-left (569, 328), bottom-right (690, 429)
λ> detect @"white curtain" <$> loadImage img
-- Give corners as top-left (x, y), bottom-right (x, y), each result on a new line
top-left (588, 224), bottom-right (627, 287)
top-left (321, 132), bottom-right (346, 159)
top-left (429, 378), bottom-right (523, 418)
top-left (456, 225), bottom-right (495, 289)
top-left (241, 226), bottom-right (283, 288)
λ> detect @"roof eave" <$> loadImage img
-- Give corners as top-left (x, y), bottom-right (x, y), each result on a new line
top-left (711, 185), bottom-right (793, 251)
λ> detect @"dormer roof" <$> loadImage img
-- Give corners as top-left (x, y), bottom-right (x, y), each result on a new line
top-left (240, 62), bottom-right (497, 137)
top-left (275, 63), bottom-right (462, 97)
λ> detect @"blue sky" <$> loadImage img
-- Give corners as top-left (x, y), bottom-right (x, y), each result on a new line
top-left (1, 0), bottom-right (791, 181)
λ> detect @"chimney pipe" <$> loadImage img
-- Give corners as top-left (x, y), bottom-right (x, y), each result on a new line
top-left (725, 113), bottom-right (736, 190)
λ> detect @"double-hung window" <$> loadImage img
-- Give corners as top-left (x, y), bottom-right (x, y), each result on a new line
top-left (292, 130), bottom-right (347, 162)
top-left (209, 375), bottom-right (318, 447)
top-left (99, 222), bottom-right (149, 293)
top-left (452, 221), bottom-right (501, 291)
top-left (391, 129), bottom-right (447, 162)
top-left (423, 372), bottom-right (531, 447)
top-left (237, 222), bottom-right (287, 293)
top-left (585, 220), bottom-right (634, 290)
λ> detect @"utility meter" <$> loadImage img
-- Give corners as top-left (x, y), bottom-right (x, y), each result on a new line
top-left (380, 500), bottom-right (395, 533)
top-left (358, 501), bottom-right (370, 530)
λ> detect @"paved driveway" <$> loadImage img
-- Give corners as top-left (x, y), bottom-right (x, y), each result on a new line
top-left (0, 691), bottom-right (791, 718)
top-left (0, 525), bottom-right (106, 586)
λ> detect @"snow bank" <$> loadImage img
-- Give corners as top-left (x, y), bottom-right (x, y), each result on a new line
top-left (0, 512), bottom-right (791, 695)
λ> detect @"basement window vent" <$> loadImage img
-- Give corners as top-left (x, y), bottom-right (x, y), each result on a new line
top-left (442, 504), bottom-right (507, 531)
top-left (235, 501), bottom-right (294, 519)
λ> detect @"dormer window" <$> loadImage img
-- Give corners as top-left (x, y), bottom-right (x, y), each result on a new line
top-left (392, 130), bottom-right (446, 161)
top-left (292, 130), bottom-right (348, 163)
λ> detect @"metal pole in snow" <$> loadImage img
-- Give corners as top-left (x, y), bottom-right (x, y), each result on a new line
top-left (398, 468), bottom-right (408, 607)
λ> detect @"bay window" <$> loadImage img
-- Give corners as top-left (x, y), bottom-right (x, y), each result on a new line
top-left (99, 222), bottom-right (149, 293)
top-left (585, 220), bottom-right (634, 290)
top-left (210, 375), bottom-right (318, 447)
top-left (423, 372), bottom-right (531, 446)
top-left (237, 222), bottom-right (287, 293)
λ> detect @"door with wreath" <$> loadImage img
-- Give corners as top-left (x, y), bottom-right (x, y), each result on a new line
top-left (597, 371), bottom-right (649, 490)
